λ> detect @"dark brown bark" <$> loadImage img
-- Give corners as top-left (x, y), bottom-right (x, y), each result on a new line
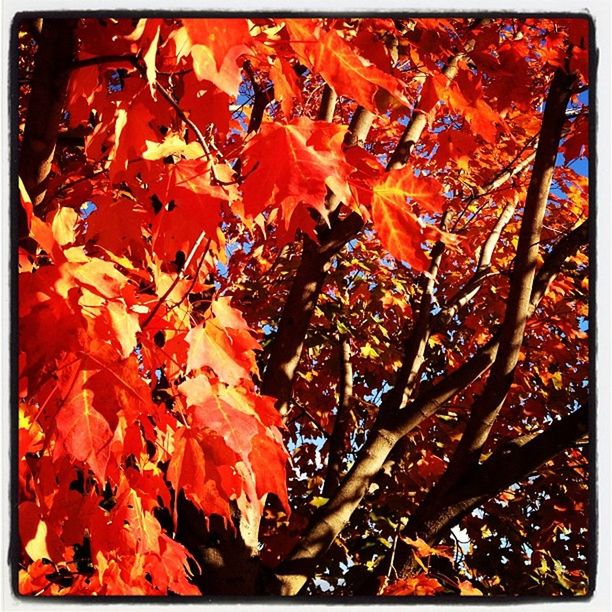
top-left (530, 220), bottom-right (589, 307)
top-left (322, 336), bottom-right (354, 498)
top-left (260, 22), bottom-right (487, 415)
top-left (259, 24), bottom-right (483, 414)
top-left (244, 60), bottom-right (273, 134)
top-left (19, 18), bottom-right (77, 211)
top-left (175, 496), bottom-right (261, 595)
top-left (422, 405), bottom-right (588, 544)
top-left (261, 238), bottom-right (334, 415)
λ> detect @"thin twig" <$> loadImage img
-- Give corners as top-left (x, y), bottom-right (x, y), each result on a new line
top-left (71, 54), bottom-right (248, 187)
top-left (288, 401), bottom-right (327, 434)
top-left (451, 134), bottom-right (539, 232)
top-left (386, 522), bottom-right (402, 580)
top-left (129, 57), bottom-right (213, 161)
top-left (140, 232), bottom-right (209, 330)
top-left (166, 241), bottom-right (210, 314)
top-left (54, 168), bottom-right (107, 196)
top-left (71, 54), bottom-right (136, 70)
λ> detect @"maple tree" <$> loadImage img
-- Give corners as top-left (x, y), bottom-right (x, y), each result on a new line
top-left (15, 15), bottom-right (591, 597)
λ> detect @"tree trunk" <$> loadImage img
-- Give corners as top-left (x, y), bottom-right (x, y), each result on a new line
top-left (19, 18), bottom-right (77, 212)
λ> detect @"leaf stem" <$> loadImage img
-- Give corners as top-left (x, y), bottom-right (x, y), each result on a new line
top-left (140, 232), bottom-right (210, 331)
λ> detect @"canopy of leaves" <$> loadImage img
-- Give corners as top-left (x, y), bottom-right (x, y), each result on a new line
top-left (16, 15), bottom-right (589, 597)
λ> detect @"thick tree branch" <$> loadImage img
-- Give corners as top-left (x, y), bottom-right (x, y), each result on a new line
top-left (381, 405), bottom-right (588, 583)
top-left (386, 64), bottom-right (453, 171)
top-left (317, 84), bottom-right (338, 122)
top-left (386, 20), bottom-right (486, 171)
top-left (70, 54), bottom-right (135, 69)
top-left (419, 405), bottom-right (588, 544)
top-left (260, 27), bottom-right (477, 412)
top-left (19, 18), bottom-right (77, 214)
top-left (530, 220), bottom-right (588, 308)
top-left (260, 109), bottom-right (370, 414)
top-left (426, 68), bottom-right (577, 501)
top-left (405, 67), bottom-right (578, 541)
top-left (260, 239), bottom-right (333, 415)
top-left (269, 196), bottom-right (587, 595)
top-left (344, 107), bottom-right (375, 147)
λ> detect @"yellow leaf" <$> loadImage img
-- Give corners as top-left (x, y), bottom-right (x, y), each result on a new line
top-left (25, 519), bottom-right (50, 561)
top-left (552, 371), bottom-right (563, 391)
top-left (143, 134), bottom-right (204, 160)
top-left (143, 26), bottom-right (160, 97)
top-left (360, 342), bottom-right (379, 359)
top-left (51, 207), bottom-right (79, 246)
top-left (428, 334), bottom-right (443, 348)
top-left (403, 536), bottom-right (453, 561)
top-left (537, 555), bottom-right (549, 575)
top-left (458, 580), bottom-right (483, 596)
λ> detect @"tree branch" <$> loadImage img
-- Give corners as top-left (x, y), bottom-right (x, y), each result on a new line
top-left (317, 84), bottom-right (338, 122)
top-left (140, 233), bottom-right (210, 331)
top-left (386, 20), bottom-right (486, 171)
top-left (374, 405), bottom-right (588, 585)
top-left (530, 220), bottom-right (588, 308)
top-left (260, 109), bottom-right (370, 414)
top-left (268, 189), bottom-right (587, 594)
top-left (244, 60), bottom-right (274, 134)
top-left (420, 405), bottom-right (588, 544)
top-left (322, 336), bottom-right (354, 498)
top-left (344, 107), bottom-right (375, 147)
top-left (260, 238), bottom-right (333, 415)
top-left (70, 54), bottom-right (135, 69)
top-left (129, 57), bottom-right (213, 161)
top-left (260, 27), bottom-right (474, 413)
top-left (406, 66), bottom-right (578, 536)
top-left (439, 194), bottom-right (518, 325)
top-left (451, 146), bottom-right (536, 232)
top-left (19, 18), bottom-right (77, 217)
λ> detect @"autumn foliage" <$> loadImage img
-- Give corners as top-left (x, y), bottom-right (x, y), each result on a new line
top-left (15, 16), bottom-right (590, 597)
